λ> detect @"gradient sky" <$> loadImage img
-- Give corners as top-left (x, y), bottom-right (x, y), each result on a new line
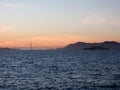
top-left (0, 0), bottom-right (120, 49)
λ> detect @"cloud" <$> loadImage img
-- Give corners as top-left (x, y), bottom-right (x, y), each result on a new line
top-left (82, 14), bottom-right (120, 29)
top-left (82, 15), bottom-right (106, 25)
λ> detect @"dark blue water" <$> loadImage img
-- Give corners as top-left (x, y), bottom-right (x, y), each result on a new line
top-left (0, 50), bottom-right (120, 90)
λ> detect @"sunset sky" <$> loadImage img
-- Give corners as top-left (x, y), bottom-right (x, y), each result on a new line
top-left (0, 0), bottom-right (120, 49)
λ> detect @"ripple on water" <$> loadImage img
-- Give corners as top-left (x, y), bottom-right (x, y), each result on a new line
top-left (0, 50), bottom-right (120, 89)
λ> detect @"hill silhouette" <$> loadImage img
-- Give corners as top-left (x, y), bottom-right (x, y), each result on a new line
top-left (63, 41), bottom-right (120, 50)
top-left (84, 46), bottom-right (109, 50)
top-left (0, 47), bottom-right (19, 50)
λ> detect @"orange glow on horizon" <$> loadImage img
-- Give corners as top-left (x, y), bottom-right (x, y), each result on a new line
top-left (0, 35), bottom-right (120, 49)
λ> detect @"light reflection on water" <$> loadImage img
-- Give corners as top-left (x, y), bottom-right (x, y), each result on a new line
top-left (0, 50), bottom-right (120, 90)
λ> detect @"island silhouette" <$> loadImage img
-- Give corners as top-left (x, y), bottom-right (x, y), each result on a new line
top-left (62, 41), bottom-right (120, 50)
top-left (0, 47), bottom-right (19, 50)
top-left (84, 46), bottom-right (109, 50)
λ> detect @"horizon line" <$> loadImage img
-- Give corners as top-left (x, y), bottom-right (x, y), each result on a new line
top-left (0, 40), bottom-right (120, 50)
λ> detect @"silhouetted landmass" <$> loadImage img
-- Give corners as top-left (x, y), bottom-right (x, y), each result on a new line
top-left (84, 46), bottom-right (109, 50)
top-left (63, 41), bottom-right (120, 50)
top-left (0, 47), bottom-right (19, 50)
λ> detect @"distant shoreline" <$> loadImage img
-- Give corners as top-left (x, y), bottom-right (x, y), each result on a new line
top-left (0, 41), bottom-right (120, 50)
top-left (0, 48), bottom-right (19, 50)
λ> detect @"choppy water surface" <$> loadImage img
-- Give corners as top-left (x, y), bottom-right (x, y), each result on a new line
top-left (0, 50), bottom-right (120, 90)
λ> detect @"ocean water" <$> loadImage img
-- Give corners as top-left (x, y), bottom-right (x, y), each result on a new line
top-left (0, 50), bottom-right (120, 90)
